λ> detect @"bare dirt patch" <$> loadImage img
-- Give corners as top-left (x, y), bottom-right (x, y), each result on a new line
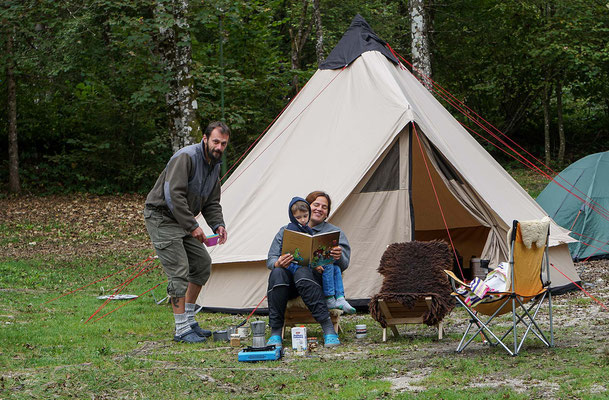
top-left (127, 340), bottom-right (169, 357)
top-left (385, 367), bottom-right (433, 392)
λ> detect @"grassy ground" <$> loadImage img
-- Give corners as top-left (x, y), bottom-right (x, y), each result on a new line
top-left (506, 166), bottom-right (551, 199)
top-left (1, 182), bottom-right (608, 399)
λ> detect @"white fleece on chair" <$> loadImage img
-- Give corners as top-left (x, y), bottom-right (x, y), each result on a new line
top-left (518, 217), bottom-right (551, 249)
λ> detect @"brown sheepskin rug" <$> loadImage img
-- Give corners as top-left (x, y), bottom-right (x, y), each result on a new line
top-left (370, 240), bottom-right (455, 327)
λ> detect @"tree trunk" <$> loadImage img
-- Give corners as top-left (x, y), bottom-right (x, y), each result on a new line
top-left (556, 78), bottom-right (565, 164)
top-left (409, 0), bottom-right (432, 90)
top-left (155, 0), bottom-right (201, 153)
top-left (7, 26), bottom-right (21, 194)
top-left (289, 0), bottom-right (312, 94)
top-left (543, 82), bottom-right (552, 166)
top-left (312, 0), bottom-right (324, 66)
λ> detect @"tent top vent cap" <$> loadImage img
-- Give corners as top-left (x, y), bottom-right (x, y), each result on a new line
top-left (319, 14), bottom-right (399, 70)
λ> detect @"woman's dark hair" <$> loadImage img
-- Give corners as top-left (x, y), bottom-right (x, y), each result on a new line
top-left (305, 191), bottom-right (331, 216)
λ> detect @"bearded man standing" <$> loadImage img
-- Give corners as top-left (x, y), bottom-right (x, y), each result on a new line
top-left (144, 121), bottom-right (230, 343)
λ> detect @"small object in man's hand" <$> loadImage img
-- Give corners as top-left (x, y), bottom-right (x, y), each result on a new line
top-left (206, 234), bottom-right (220, 246)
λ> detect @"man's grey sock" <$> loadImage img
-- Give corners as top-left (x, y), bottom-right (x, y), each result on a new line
top-left (174, 313), bottom-right (190, 336)
top-left (320, 317), bottom-right (336, 336)
top-left (185, 303), bottom-right (197, 325)
top-left (270, 327), bottom-right (283, 338)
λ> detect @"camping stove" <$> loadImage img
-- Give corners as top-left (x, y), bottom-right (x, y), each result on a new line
top-left (237, 344), bottom-right (282, 362)
top-left (237, 320), bottom-right (282, 362)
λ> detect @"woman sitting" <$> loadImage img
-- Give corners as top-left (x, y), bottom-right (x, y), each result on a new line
top-left (266, 191), bottom-right (351, 348)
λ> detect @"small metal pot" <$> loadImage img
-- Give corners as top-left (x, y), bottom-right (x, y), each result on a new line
top-left (213, 330), bottom-right (229, 342)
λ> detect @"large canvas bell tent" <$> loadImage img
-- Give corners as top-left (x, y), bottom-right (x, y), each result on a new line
top-left (197, 15), bottom-right (580, 311)
top-left (537, 150), bottom-right (609, 260)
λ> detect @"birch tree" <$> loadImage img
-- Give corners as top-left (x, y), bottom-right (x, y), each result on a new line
top-left (409, 0), bottom-right (432, 90)
top-left (155, 0), bottom-right (201, 152)
top-left (312, 0), bottom-right (324, 66)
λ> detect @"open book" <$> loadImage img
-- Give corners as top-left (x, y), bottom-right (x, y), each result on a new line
top-left (281, 229), bottom-right (340, 268)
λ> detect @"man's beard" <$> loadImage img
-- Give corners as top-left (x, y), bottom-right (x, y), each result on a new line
top-left (206, 144), bottom-right (223, 163)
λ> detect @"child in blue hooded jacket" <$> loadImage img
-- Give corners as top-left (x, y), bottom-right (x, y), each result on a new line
top-left (284, 197), bottom-right (355, 314)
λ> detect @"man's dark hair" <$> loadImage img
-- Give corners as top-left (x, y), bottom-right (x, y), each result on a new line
top-left (204, 121), bottom-right (231, 138)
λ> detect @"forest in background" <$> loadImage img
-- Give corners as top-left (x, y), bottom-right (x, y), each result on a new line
top-left (1, 0), bottom-right (608, 194)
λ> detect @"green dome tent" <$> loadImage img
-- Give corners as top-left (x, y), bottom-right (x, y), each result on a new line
top-left (536, 151), bottom-right (609, 260)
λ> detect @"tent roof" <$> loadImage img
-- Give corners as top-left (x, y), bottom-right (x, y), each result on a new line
top-left (537, 150), bottom-right (609, 259)
top-left (319, 14), bottom-right (398, 70)
top-left (538, 151), bottom-right (609, 210)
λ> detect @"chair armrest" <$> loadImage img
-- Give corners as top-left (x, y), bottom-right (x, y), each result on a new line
top-left (446, 270), bottom-right (517, 298)
top-left (444, 270), bottom-right (469, 291)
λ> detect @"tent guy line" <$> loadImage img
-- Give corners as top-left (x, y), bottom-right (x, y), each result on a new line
top-left (106, 257), bottom-right (158, 294)
top-left (551, 264), bottom-right (608, 311)
top-left (568, 234), bottom-right (609, 261)
top-left (413, 122), bottom-right (465, 281)
top-left (414, 113), bottom-right (601, 309)
top-left (399, 54), bottom-right (609, 258)
top-left (395, 49), bottom-right (546, 172)
top-left (43, 254), bottom-right (156, 305)
top-left (459, 120), bottom-right (609, 260)
top-left (93, 280), bottom-right (168, 323)
top-left (85, 261), bottom-right (160, 323)
top-left (419, 64), bottom-right (609, 222)
top-left (85, 261), bottom-right (159, 323)
top-left (537, 151), bottom-right (609, 260)
top-left (235, 295), bottom-right (267, 328)
top-left (48, 12), bottom-right (608, 321)
top-left (394, 46), bottom-right (609, 224)
top-left (458, 120), bottom-right (609, 258)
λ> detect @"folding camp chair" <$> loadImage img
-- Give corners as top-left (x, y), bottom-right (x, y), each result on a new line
top-left (445, 219), bottom-right (554, 356)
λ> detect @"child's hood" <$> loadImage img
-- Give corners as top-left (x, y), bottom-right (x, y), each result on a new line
top-left (288, 196), bottom-right (313, 234)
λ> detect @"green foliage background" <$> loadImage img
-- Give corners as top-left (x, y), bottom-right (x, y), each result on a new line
top-left (1, 0), bottom-right (608, 194)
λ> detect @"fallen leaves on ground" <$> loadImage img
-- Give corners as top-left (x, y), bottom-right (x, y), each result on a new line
top-left (0, 194), bottom-right (150, 260)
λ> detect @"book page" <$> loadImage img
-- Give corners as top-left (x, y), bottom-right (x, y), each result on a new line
top-left (281, 230), bottom-right (313, 266)
top-left (310, 231), bottom-right (340, 268)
